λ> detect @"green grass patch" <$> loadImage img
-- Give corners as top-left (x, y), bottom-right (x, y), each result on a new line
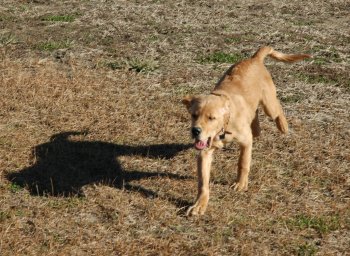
top-left (0, 14), bottom-right (16, 22)
top-left (311, 54), bottom-right (342, 65)
top-left (296, 73), bottom-right (339, 85)
top-left (224, 37), bottom-right (242, 44)
top-left (37, 40), bottom-right (73, 51)
top-left (280, 93), bottom-right (304, 103)
top-left (287, 214), bottom-right (341, 234)
top-left (9, 182), bottom-right (23, 193)
top-left (198, 51), bottom-right (244, 64)
top-left (296, 243), bottom-right (318, 256)
top-left (42, 14), bottom-right (77, 22)
top-left (309, 46), bottom-right (343, 64)
top-left (15, 210), bottom-right (25, 217)
top-left (106, 61), bottom-right (124, 70)
top-left (148, 35), bottom-right (159, 42)
top-left (292, 19), bottom-right (315, 26)
top-left (0, 211), bottom-right (10, 222)
top-left (0, 33), bottom-right (17, 46)
top-left (312, 57), bottom-right (328, 65)
top-left (18, 4), bottom-right (29, 12)
top-left (127, 58), bottom-right (158, 73)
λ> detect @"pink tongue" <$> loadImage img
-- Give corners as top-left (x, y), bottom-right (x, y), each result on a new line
top-left (195, 140), bottom-right (207, 150)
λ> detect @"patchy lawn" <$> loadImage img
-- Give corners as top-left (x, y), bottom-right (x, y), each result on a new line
top-left (1, 0), bottom-right (349, 255)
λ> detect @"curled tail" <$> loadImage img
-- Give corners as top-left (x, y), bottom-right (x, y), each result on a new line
top-left (253, 46), bottom-right (311, 62)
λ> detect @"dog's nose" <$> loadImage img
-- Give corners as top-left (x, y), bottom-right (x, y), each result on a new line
top-left (191, 127), bottom-right (202, 137)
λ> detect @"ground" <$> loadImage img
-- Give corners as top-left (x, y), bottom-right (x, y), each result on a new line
top-left (0, 0), bottom-right (349, 255)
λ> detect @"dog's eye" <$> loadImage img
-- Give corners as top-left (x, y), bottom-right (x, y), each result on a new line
top-left (208, 116), bottom-right (216, 121)
top-left (192, 114), bottom-right (198, 119)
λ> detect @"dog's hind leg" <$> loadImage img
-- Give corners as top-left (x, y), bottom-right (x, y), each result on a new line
top-left (261, 82), bottom-right (288, 134)
top-left (232, 130), bottom-right (253, 192)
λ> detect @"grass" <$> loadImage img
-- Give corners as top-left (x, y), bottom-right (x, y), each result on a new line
top-left (280, 93), bottom-right (304, 103)
top-left (0, 211), bottom-right (10, 222)
top-left (287, 214), bottom-right (341, 234)
top-left (8, 182), bottom-right (23, 193)
top-left (0, 0), bottom-right (349, 255)
top-left (292, 20), bottom-right (315, 26)
top-left (295, 71), bottom-right (350, 90)
top-left (105, 58), bottom-right (158, 73)
top-left (171, 85), bottom-right (202, 96)
top-left (0, 14), bottom-right (16, 22)
top-left (224, 33), bottom-right (256, 44)
top-left (42, 14), bottom-right (78, 23)
top-left (224, 37), bottom-right (242, 44)
top-left (148, 35), bottom-right (159, 42)
top-left (199, 52), bottom-right (245, 64)
top-left (127, 58), bottom-right (159, 73)
top-left (37, 39), bottom-right (73, 51)
top-left (310, 46), bottom-right (343, 65)
top-left (295, 73), bottom-right (337, 85)
top-left (105, 61), bottom-right (124, 70)
top-left (297, 243), bottom-right (318, 256)
top-left (0, 33), bottom-right (17, 46)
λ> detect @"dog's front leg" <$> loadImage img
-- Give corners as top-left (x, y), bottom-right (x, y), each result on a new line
top-left (233, 132), bottom-right (253, 191)
top-left (187, 148), bottom-right (214, 216)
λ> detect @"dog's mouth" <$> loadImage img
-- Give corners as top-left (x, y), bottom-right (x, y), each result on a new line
top-left (194, 137), bottom-right (211, 150)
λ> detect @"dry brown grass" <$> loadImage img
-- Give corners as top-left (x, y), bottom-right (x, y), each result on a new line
top-left (1, 0), bottom-right (349, 255)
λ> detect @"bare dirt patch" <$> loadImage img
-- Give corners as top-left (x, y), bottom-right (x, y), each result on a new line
top-left (1, 0), bottom-right (349, 255)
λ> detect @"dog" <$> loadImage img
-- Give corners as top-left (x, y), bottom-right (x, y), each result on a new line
top-left (182, 46), bottom-right (311, 216)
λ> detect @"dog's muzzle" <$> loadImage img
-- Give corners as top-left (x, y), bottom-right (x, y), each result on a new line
top-left (191, 127), bottom-right (202, 138)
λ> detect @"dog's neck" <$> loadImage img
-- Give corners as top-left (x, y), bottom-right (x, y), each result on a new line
top-left (210, 91), bottom-right (232, 140)
top-left (210, 90), bottom-right (230, 100)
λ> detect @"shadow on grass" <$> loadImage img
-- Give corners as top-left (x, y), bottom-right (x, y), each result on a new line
top-left (5, 131), bottom-right (193, 210)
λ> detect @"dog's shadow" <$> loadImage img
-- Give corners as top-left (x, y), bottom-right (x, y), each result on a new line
top-left (5, 132), bottom-right (193, 209)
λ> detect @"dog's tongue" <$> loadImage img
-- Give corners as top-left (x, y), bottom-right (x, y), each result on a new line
top-left (195, 140), bottom-right (207, 150)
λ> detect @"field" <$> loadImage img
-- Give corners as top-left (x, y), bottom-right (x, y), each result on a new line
top-left (1, 0), bottom-right (349, 255)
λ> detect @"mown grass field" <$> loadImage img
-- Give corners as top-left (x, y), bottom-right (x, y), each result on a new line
top-left (1, 0), bottom-right (349, 255)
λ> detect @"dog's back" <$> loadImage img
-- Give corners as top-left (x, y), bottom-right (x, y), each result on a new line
top-left (215, 47), bottom-right (311, 113)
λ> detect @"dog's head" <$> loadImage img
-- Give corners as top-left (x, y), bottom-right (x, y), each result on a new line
top-left (182, 94), bottom-right (230, 150)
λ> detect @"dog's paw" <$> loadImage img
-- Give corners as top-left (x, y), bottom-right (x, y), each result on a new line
top-left (186, 203), bottom-right (207, 216)
top-left (231, 179), bottom-right (248, 192)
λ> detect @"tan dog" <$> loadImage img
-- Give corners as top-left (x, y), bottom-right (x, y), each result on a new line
top-left (182, 46), bottom-right (311, 216)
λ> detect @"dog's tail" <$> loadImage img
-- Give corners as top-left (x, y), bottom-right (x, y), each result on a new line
top-left (253, 46), bottom-right (311, 63)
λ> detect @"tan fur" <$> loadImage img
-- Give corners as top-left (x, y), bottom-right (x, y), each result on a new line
top-left (182, 46), bottom-right (311, 216)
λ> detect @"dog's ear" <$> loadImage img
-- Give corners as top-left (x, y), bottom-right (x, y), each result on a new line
top-left (182, 95), bottom-right (193, 111)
